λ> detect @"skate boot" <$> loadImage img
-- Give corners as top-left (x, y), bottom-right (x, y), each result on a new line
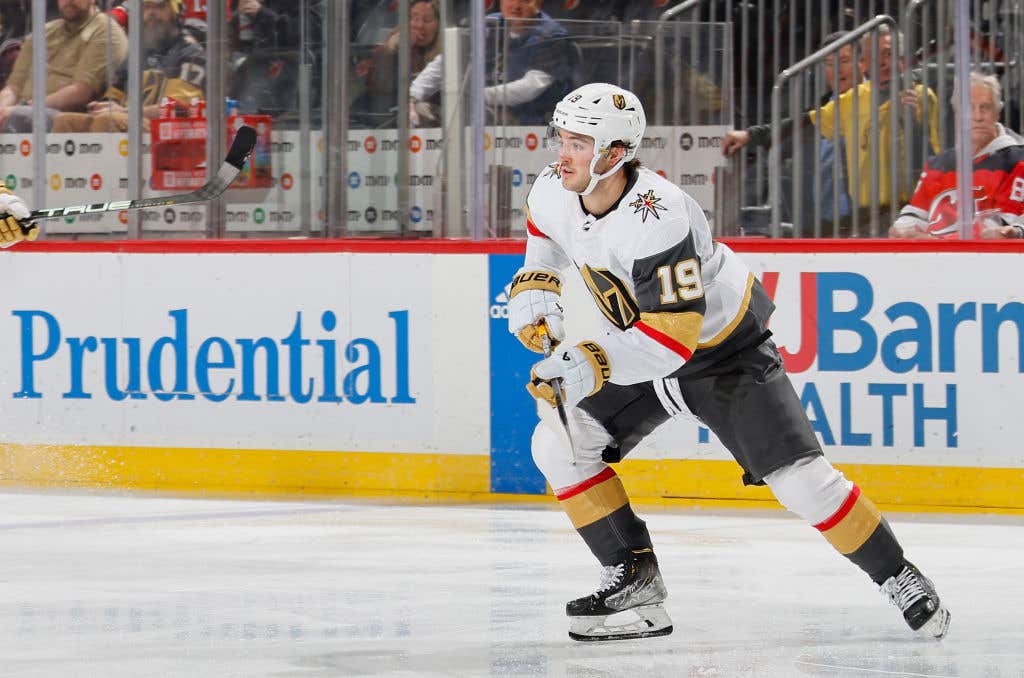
top-left (880, 561), bottom-right (951, 639)
top-left (566, 549), bottom-right (673, 641)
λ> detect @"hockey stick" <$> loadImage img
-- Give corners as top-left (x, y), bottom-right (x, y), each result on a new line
top-left (20, 124), bottom-right (258, 235)
top-left (537, 320), bottom-right (577, 465)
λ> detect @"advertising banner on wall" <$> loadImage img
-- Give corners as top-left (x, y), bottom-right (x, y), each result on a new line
top-left (1, 125), bottom-right (727, 236)
top-left (0, 244), bottom-right (1019, 506)
top-left (0, 251), bottom-right (490, 455)
top-left (344, 125), bottom-right (728, 234)
top-left (0, 132), bottom-right (326, 235)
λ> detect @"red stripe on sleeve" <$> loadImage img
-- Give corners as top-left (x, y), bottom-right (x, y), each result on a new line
top-left (634, 321), bottom-right (694, 361)
top-left (555, 467), bottom-right (617, 501)
top-left (813, 484), bottom-right (862, 532)
top-left (526, 217), bottom-right (549, 239)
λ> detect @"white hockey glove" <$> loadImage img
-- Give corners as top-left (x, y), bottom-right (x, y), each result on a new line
top-left (507, 269), bottom-right (565, 353)
top-left (0, 185), bottom-right (37, 248)
top-left (528, 341), bottom-right (611, 409)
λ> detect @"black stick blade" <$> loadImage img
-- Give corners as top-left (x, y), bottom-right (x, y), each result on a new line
top-left (226, 125), bottom-right (258, 169)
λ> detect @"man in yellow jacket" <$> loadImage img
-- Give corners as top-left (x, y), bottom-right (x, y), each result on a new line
top-left (723, 26), bottom-right (940, 236)
top-left (809, 26), bottom-right (941, 228)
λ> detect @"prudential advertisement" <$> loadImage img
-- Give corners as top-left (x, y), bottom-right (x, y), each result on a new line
top-left (0, 251), bottom-right (491, 456)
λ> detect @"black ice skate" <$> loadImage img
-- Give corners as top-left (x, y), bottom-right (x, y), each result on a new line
top-left (566, 550), bottom-right (673, 641)
top-left (880, 561), bottom-right (951, 639)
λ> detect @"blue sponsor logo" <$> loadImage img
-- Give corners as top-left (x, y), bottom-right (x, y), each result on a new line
top-left (511, 169), bottom-right (523, 187)
top-left (12, 309), bottom-right (415, 405)
top-left (347, 172), bottom-right (361, 189)
top-left (749, 270), bottom-right (1024, 449)
top-left (409, 206), bottom-right (423, 223)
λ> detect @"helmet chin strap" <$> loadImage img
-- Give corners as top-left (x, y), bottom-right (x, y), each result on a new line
top-left (577, 149), bottom-right (627, 197)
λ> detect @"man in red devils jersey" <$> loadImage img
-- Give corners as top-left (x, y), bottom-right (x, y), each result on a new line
top-left (508, 83), bottom-right (950, 642)
top-left (891, 71), bottom-right (1024, 239)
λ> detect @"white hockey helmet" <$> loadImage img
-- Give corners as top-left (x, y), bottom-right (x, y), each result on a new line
top-left (549, 83), bottom-right (647, 195)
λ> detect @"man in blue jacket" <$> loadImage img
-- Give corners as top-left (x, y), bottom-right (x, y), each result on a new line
top-left (409, 0), bottom-right (573, 126)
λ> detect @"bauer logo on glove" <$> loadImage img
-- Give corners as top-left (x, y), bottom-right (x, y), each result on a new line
top-left (527, 341), bottom-right (611, 409)
top-left (507, 268), bottom-right (566, 352)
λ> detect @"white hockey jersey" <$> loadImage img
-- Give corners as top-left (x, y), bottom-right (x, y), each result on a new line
top-left (522, 163), bottom-right (774, 386)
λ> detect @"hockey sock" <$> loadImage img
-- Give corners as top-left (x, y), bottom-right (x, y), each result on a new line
top-left (555, 467), bottom-right (653, 566)
top-left (814, 484), bottom-right (904, 584)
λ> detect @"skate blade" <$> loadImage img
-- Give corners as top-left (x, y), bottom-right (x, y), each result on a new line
top-left (568, 603), bottom-right (673, 642)
top-left (921, 606), bottom-right (951, 640)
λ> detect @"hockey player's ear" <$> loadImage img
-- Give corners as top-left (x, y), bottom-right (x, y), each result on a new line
top-left (602, 143), bottom-right (630, 170)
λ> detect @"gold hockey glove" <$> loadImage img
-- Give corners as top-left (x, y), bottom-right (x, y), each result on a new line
top-left (0, 183), bottom-right (37, 248)
top-left (528, 341), bottom-right (611, 408)
top-left (508, 269), bottom-right (565, 352)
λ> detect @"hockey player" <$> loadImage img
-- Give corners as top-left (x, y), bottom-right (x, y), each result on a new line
top-left (0, 181), bottom-right (36, 247)
top-left (508, 82), bottom-right (951, 642)
top-left (890, 71), bottom-right (1024, 239)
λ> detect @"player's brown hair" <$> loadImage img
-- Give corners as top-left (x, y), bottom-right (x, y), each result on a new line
top-left (611, 141), bottom-right (641, 172)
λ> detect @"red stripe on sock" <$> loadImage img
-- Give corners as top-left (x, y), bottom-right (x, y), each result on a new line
top-left (814, 484), bottom-right (861, 532)
top-left (555, 467), bottom-right (617, 501)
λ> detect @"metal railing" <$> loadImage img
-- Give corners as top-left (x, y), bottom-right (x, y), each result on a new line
top-left (659, 0), bottom-right (912, 235)
top-left (770, 16), bottom-right (901, 237)
top-left (0, 1), bottom-right (1016, 239)
top-left (661, 0), bottom-right (1024, 237)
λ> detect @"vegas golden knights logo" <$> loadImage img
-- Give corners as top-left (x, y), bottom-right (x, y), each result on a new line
top-left (581, 265), bottom-right (639, 330)
top-left (612, 94), bottom-right (627, 110)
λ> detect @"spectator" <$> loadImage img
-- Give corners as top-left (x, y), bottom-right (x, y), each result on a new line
top-left (230, 0), bottom-right (299, 55)
top-left (228, 0), bottom-right (318, 116)
top-left (890, 71), bottom-right (1024, 240)
top-left (0, 0), bottom-right (127, 132)
top-left (722, 31), bottom-right (862, 232)
top-left (180, 0), bottom-right (209, 44)
top-left (354, 0), bottom-right (440, 126)
top-left (811, 26), bottom-right (940, 231)
top-left (111, 0), bottom-right (211, 44)
top-left (409, 0), bottom-right (573, 126)
top-left (51, 0), bottom-right (203, 133)
top-left (0, 0), bottom-right (27, 91)
top-left (809, 32), bottom-right (861, 229)
top-left (820, 31), bottom-right (862, 100)
top-left (723, 26), bottom-right (941, 235)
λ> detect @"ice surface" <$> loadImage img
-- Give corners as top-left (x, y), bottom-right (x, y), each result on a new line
top-left (0, 490), bottom-right (1019, 677)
